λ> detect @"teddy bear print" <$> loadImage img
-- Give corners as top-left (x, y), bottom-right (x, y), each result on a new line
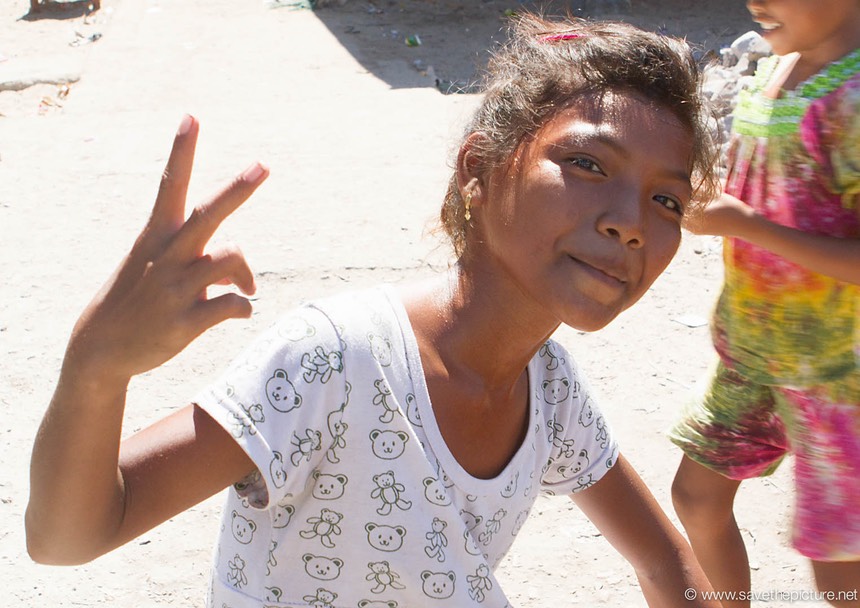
top-left (290, 428), bottom-right (322, 466)
top-left (311, 470), bottom-right (348, 500)
top-left (500, 471), bottom-right (519, 498)
top-left (369, 429), bottom-right (409, 460)
top-left (541, 377), bottom-right (571, 405)
top-left (371, 471), bottom-right (412, 516)
top-left (558, 449), bottom-right (590, 480)
top-left (511, 509), bottom-right (530, 537)
top-left (231, 511), bottom-right (257, 545)
top-left (578, 395), bottom-right (595, 427)
top-left (479, 509), bottom-right (506, 546)
top-left (372, 379), bottom-right (400, 423)
top-left (421, 570), bottom-right (456, 600)
top-left (547, 415), bottom-right (576, 459)
top-left (433, 460), bottom-right (454, 488)
top-left (229, 402), bottom-right (265, 438)
top-left (366, 561), bottom-right (406, 594)
top-left (266, 540), bottom-right (278, 575)
top-left (538, 341), bottom-right (566, 371)
top-left (278, 316), bottom-right (315, 342)
top-left (467, 564), bottom-right (494, 602)
top-left (227, 554), bottom-right (248, 589)
top-left (265, 369), bottom-right (302, 414)
top-left (325, 382), bottom-right (350, 464)
top-left (300, 508), bottom-right (343, 548)
top-left (264, 586), bottom-right (283, 603)
top-left (302, 588), bottom-right (338, 608)
top-left (460, 510), bottom-right (483, 556)
top-left (365, 522), bottom-right (406, 552)
top-left (422, 476), bottom-right (451, 507)
top-left (301, 346), bottom-right (344, 384)
top-left (576, 473), bottom-right (596, 490)
top-left (523, 471), bottom-right (535, 498)
top-left (368, 333), bottom-right (393, 367)
top-left (273, 497), bottom-right (295, 529)
top-left (302, 553), bottom-right (344, 581)
top-left (595, 414), bottom-right (609, 448)
top-left (358, 601), bottom-right (399, 608)
top-left (424, 517), bottom-right (448, 562)
top-left (269, 451), bottom-right (287, 488)
top-left (405, 392), bottom-right (421, 427)
top-left (605, 446), bottom-right (617, 469)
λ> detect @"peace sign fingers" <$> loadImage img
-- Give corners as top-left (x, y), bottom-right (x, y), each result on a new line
top-left (67, 116), bottom-right (269, 381)
top-left (168, 161), bottom-right (269, 260)
top-left (151, 114), bottom-right (200, 236)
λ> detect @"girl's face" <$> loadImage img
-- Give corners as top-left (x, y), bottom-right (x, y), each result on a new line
top-left (746, 0), bottom-right (860, 59)
top-left (475, 91), bottom-right (693, 332)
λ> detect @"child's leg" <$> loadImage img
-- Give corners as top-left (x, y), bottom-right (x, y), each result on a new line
top-left (669, 360), bottom-right (789, 606)
top-left (672, 455), bottom-right (750, 608)
top-left (811, 561), bottom-right (860, 607)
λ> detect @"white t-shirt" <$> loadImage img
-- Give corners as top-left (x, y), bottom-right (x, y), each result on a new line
top-left (196, 286), bottom-right (617, 607)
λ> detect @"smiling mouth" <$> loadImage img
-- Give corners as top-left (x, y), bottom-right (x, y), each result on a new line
top-left (752, 16), bottom-right (781, 31)
top-left (569, 256), bottom-right (627, 285)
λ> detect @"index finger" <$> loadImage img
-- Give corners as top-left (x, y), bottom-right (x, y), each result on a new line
top-left (151, 115), bottom-right (200, 233)
top-left (170, 162), bottom-right (269, 258)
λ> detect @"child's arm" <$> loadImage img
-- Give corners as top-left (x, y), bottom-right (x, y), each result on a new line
top-left (571, 455), bottom-right (720, 607)
top-left (26, 116), bottom-right (267, 565)
top-left (685, 191), bottom-right (860, 285)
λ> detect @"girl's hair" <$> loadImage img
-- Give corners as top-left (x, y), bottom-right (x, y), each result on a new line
top-left (440, 13), bottom-right (720, 258)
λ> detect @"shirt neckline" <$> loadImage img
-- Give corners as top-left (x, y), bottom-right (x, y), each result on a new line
top-left (380, 284), bottom-right (537, 495)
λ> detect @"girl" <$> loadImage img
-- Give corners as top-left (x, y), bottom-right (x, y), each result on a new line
top-left (27, 15), bottom-right (720, 607)
top-left (671, 1), bottom-right (860, 606)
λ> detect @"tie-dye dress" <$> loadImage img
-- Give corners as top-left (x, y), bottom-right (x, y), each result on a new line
top-left (715, 51), bottom-right (860, 386)
top-left (671, 50), bottom-right (860, 561)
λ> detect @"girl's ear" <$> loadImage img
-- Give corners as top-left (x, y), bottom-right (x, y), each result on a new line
top-left (456, 132), bottom-right (490, 205)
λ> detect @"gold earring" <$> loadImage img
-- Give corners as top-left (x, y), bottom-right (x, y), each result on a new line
top-left (464, 192), bottom-right (472, 222)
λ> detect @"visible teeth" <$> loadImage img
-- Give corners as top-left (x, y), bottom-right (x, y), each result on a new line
top-left (759, 22), bottom-right (780, 31)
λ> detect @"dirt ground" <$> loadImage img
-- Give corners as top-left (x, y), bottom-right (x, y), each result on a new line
top-left (0, 0), bottom-right (825, 606)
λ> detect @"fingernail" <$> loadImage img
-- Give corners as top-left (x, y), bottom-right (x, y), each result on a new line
top-left (242, 162), bottom-right (267, 182)
top-left (177, 114), bottom-right (194, 135)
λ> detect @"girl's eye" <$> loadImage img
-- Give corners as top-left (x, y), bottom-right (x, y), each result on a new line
top-left (570, 157), bottom-right (604, 174)
top-left (654, 194), bottom-right (684, 215)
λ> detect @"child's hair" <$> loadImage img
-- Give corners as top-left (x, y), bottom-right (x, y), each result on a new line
top-left (440, 13), bottom-right (720, 258)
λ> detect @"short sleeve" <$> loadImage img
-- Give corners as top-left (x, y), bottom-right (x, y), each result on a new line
top-left (194, 304), bottom-right (347, 509)
top-left (801, 75), bottom-right (860, 208)
top-left (536, 340), bottom-right (619, 496)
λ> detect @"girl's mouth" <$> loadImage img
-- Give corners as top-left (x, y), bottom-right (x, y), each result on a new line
top-left (753, 17), bottom-right (782, 32)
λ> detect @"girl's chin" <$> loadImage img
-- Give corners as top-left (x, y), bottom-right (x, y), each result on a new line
top-left (759, 29), bottom-right (790, 53)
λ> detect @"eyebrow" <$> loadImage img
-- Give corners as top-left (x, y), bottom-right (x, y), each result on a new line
top-left (552, 123), bottom-right (693, 188)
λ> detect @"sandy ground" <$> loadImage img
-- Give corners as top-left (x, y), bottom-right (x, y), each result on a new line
top-left (0, 0), bottom-right (824, 606)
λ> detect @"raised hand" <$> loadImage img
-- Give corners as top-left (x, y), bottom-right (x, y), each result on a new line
top-left (66, 115), bottom-right (269, 384)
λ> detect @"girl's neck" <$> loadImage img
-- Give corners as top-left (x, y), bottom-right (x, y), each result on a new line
top-left (400, 265), bottom-right (559, 394)
top-left (778, 30), bottom-right (860, 94)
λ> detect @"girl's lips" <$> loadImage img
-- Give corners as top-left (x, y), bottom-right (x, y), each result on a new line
top-left (751, 14), bottom-right (781, 31)
top-left (569, 255), bottom-right (627, 286)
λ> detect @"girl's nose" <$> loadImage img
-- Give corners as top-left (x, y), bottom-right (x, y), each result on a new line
top-left (596, 195), bottom-right (645, 249)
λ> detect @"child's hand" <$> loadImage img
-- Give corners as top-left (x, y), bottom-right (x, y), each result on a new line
top-left (66, 115), bottom-right (269, 385)
top-left (683, 192), bottom-right (755, 237)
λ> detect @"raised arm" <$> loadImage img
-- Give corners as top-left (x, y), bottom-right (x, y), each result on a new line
top-left (26, 116), bottom-right (266, 565)
top-left (685, 191), bottom-right (860, 285)
top-left (571, 455), bottom-right (720, 607)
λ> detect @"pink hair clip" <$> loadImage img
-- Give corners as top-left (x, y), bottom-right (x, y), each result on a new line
top-left (539, 33), bottom-right (582, 43)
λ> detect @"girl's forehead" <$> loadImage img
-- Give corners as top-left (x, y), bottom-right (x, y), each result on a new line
top-left (541, 90), bottom-right (688, 136)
